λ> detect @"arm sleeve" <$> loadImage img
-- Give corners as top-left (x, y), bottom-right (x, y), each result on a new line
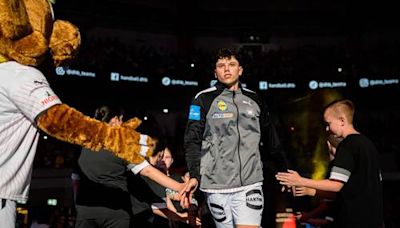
top-left (184, 98), bottom-right (205, 181)
top-left (330, 144), bottom-right (354, 183)
top-left (128, 160), bottom-right (151, 175)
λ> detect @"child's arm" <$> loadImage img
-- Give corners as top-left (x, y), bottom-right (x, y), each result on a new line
top-left (139, 164), bottom-right (184, 192)
top-left (276, 169), bottom-right (344, 192)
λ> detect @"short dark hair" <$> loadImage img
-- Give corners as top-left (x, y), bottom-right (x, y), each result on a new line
top-left (213, 47), bottom-right (242, 65)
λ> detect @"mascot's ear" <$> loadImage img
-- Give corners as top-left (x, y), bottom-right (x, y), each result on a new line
top-left (0, 0), bottom-right (81, 66)
top-left (0, 0), bottom-right (50, 65)
top-left (0, 0), bottom-right (32, 39)
top-left (49, 20), bottom-right (81, 66)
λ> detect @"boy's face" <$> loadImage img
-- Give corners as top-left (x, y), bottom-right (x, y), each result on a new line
top-left (324, 108), bottom-right (343, 138)
top-left (214, 56), bottom-right (243, 88)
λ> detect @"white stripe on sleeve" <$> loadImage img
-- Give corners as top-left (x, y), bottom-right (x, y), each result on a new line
top-left (128, 160), bottom-right (150, 175)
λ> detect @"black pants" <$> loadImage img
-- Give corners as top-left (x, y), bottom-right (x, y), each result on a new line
top-left (75, 217), bottom-right (130, 228)
top-left (75, 205), bottom-right (131, 228)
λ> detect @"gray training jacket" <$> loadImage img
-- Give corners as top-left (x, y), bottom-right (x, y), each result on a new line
top-left (184, 82), bottom-right (288, 190)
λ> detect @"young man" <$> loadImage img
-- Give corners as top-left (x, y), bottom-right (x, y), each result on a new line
top-left (276, 99), bottom-right (384, 228)
top-left (184, 48), bottom-right (288, 228)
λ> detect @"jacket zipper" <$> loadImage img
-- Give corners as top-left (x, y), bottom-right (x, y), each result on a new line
top-left (232, 91), bottom-right (243, 186)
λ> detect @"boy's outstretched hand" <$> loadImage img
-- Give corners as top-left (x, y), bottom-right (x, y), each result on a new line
top-left (276, 169), bottom-right (303, 187)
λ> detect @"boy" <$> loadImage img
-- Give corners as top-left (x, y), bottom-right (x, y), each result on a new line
top-left (276, 99), bottom-right (384, 228)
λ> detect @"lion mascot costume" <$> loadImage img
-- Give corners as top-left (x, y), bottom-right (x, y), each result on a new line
top-left (0, 0), bottom-right (156, 226)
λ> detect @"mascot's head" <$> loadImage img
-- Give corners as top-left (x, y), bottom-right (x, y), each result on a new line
top-left (0, 0), bottom-right (81, 66)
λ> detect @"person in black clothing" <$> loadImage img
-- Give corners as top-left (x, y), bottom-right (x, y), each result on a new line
top-left (276, 99), bottom-right (384, 228)
top-left (73, 105), bottom-right (189, 228)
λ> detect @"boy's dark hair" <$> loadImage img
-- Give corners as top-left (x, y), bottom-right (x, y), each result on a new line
top-left (213, 47), bottom-right (242, 65)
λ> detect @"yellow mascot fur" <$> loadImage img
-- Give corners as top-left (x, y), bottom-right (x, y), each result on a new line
top-left (0, 0), bottom-right (154, 164)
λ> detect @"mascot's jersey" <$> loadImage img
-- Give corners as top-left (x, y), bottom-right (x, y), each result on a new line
top-left (0, 61), bottom-right (61, 201)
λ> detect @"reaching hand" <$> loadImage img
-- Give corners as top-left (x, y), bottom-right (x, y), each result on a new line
top-left (275, 169), bottom-right (303, 187)
top-left (109, 116), bottom-right (123, 126)
top-left (180, 178), bottom-right (198, 209)
top-left (293, 186), bottom-right (316, 197)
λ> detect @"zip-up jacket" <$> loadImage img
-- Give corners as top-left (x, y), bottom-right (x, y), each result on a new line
top-left (184, 82), bottom-right (288, 190)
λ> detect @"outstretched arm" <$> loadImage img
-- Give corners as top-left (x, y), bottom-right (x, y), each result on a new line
top-left (276, 170), bottom-right (344, 192)
top-left (129, 161), bottom-right (193, 209)
top-left (139, 165), bottom-right (184, 192)
top-left (37, 104), bottom-right (154, 164)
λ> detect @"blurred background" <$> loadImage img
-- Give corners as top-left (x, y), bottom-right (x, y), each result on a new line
top-left (19, 0), bottom-right (400, 227)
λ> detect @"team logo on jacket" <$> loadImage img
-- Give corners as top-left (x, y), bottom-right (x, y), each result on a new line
top-left (217, 101), bottom-right (227, 111)
top-left (212, 112), bottom-right (233, 119)
top-left (243, 100), bottom-right (252, 106)
top-left (188, 105), bottom-right (201, 120)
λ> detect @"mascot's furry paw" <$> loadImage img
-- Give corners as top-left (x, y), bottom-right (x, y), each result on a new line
top-left (37, 104), bottom-right (155, 164)
top-left (121, 117), bottom-right (142, 130)
top-left (49, 20), bottom-right (81, 66)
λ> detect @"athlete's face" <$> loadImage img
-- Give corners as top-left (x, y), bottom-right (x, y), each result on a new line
top-left (214, 56), bottom-right (243, 89)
